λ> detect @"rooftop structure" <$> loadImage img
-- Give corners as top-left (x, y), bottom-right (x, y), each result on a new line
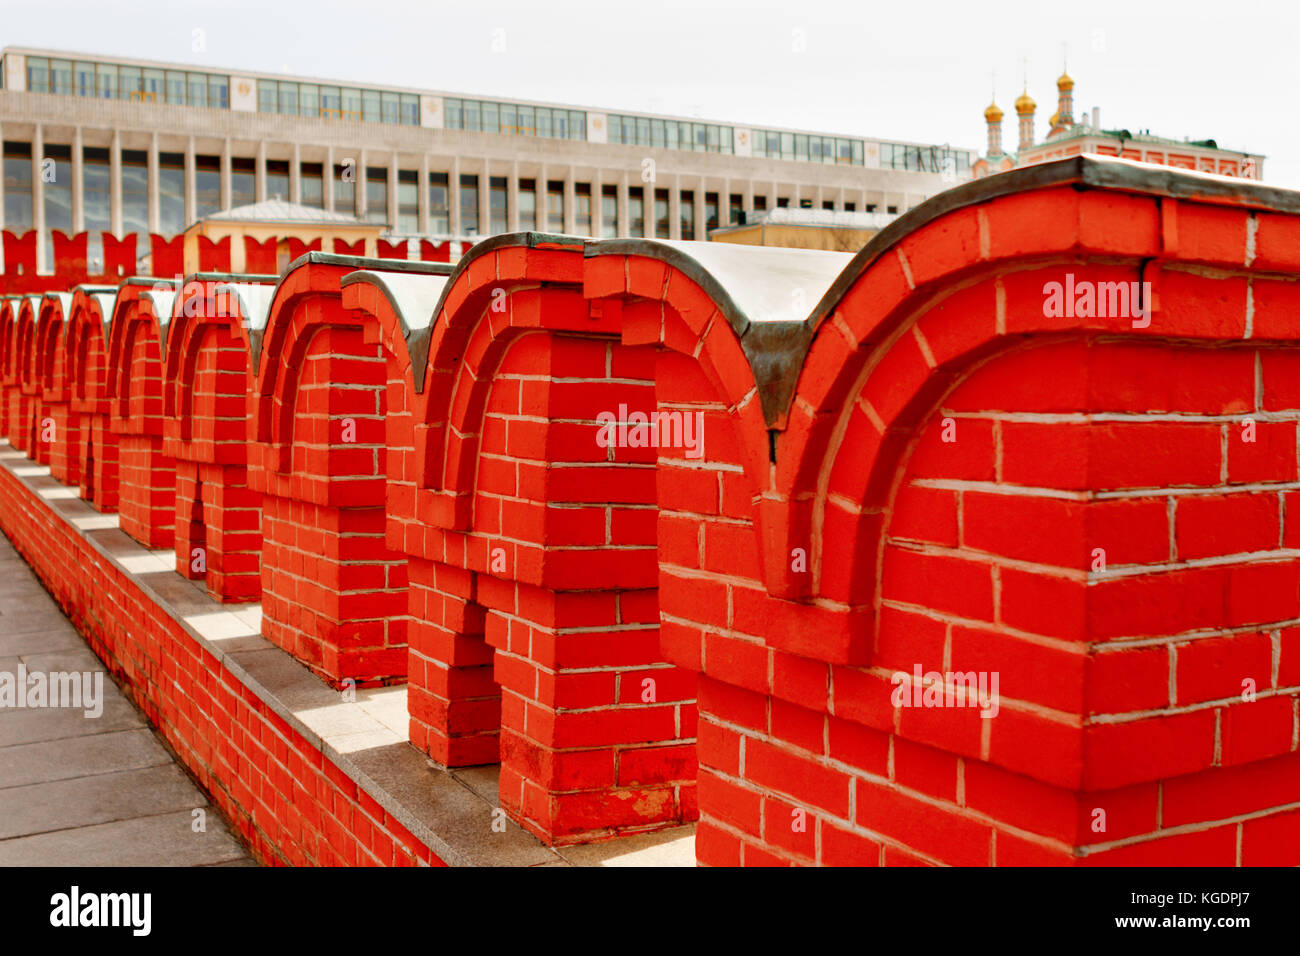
top-left (202, 197), bottom-right (362, 225)
top-left (179, 199), bottom-right (389, 274)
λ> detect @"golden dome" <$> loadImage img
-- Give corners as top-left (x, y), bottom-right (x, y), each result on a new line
top-left (1015, 91), bottom-right (1036, 114)
top-left (984, 101), bottom-right (1004, 122)
top-left (1057, 71), bottom-right (1075, 91)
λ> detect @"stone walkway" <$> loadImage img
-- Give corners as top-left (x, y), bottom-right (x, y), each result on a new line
top-left (0, 531), bottom-right (254, 866)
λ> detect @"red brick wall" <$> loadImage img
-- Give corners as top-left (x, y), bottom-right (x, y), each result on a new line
top-left (683, 329), bottom-right (1300, 866)
top-left (0, 300), bottom-right (14, 441)
top-left (580, 251), bottom-right (813, 863)
top-left (482, 332), bottom-right (696, 844)
top-left (37, 298), bottom-right (81, 486)
top-left (5, 163), bottom-right (1300, 865)
top-left (378, 245), bottom-right (700, 845)
top-left (878, 334), bottom-right (1300, 865)
top-left (259, 492), bottom-right (407, 684)
top-left (163, 282), bottom-right (268, 602)
top-left (663, 187), bottom-right (1300, 866)
top-left (251, 269), bottom-right (409, 687)
top-left (67, 291), bottom-right (119, 511)
top-left (108, 291), bottom-right (177, 548)
top-left (11, 298), bottom-right (40, 456)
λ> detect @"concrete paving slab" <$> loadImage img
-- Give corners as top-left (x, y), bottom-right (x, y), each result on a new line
top-left (0, 693), bottom-right (145, 746)
top-left (0, 763), bottom-right (210, 839)
top-left (0, 808), bottom-right (250, 866)
top-left (0, 728), bottom-right (171, 789)
top-left (295, 701), bottom-right (394, 738)
top-left (0, 624), bottom-right (86, 657)
top-left (0, 578), bottom-right (47, 596)
top-left (355, 687), bottom-right (409, 737)
top-left (14, 646), bottom-right (105, 673)
top-left (345, 741), bottom-right (558, 867)
top-left (0, 603), bottom-right (87, 636)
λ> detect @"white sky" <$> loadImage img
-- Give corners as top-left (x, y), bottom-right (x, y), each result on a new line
top-left (1, 0), bottom-right (1292, 185)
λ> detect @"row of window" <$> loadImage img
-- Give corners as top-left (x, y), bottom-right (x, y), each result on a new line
top-left (369, 178), bottom-right (882, 238)
top-left (256, 79), bottom-right (420, 126)
top-left (751, 129), bottom-right (864, 165)
top-left (9, 56), bottom-right (969, 168)
top-left (445, 178), bottom-right (729, 239)
top-left (427, 176), bottom-right (601, 237)
top-left (23, 55), bottom-right (230, 109)
top-left (18, 56), bottom-right (422, 129)
top-left (600, 119), bottom-right (975, 173)
top-left (606, 115), bottom-right (735, 154)
top-left (2, 142), bottom-right (906, 254)
top-left (442, 98), bottom-right (588, 141)
top-left (5, 142), bottom-right (190, 242)
top-left (399, 181), bottom-right (889, 238)
top-left (879, 142), bottom-right (973, 173)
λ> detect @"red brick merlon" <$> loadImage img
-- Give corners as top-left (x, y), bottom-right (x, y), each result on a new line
top-left (3, 155), bottom-right (1300, 865)
top-left (34, 292), bottom-right (75, 479)
top-left (0, 297), bottom-right (14, 453)
top-left (354, 237), bottom-right (709, 843)
top-left (38, 289), bottom-right (114, 486)
top-left (9, 294), bottom-right (42, 456)
top-left (248, 253), bottom-right (453, 687)
top-left (0, 295), bottom-right (37, 456)
top-left (163, 273), bottom-right (278, 459)
top-left (106, 278), bottom-right (181, 549)
top-left (630, 154), bottom-right (1300, 865)
top-left (65, 285), bottom-right (120, 510)
top-left (162, 274), bottom-right (277, 601)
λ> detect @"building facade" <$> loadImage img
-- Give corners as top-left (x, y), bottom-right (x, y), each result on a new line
top-left (974, 72), bottom-right (1265, 180)
top-left (0, 46), bottom-right (976, 270)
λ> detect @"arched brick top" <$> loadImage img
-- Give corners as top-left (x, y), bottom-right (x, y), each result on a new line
top-left (581, 251), bottom-right (774, 482)
top-left (15, 296), bottom-right (41, 395)
top-left (410, 235), bottom-right (586, 525)
top-left (65, 288), bottom-right (116, 411)
top-left (803, 153), bottom-right (1300, 338)
top-left (38, 292), bottom-right (84, 399)
top-left (106, 279), bottom-right (178, 428)
top-left (584, 238), bottom-right (846, 428)
top-left (255, 265), bottom-right (349, 464)
top-left (772, 157), bottom-right (1300, 621)
top-left (254, 253), bottom-right (451, 470)
top-left (0, 298), bottom-right (19, 386)
top-left (338, 268), bottom-right (449, 398)
top-left (409, 234), bottom-right (785, 540)
top-left (164, 276), bottom-right (276, 446)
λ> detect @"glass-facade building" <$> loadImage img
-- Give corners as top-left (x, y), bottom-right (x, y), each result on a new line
top-left (0, 46), bottom-right (975, 271)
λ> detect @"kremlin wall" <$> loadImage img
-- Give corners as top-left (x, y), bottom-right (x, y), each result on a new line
top-left (3, 155), bottom-right (1300, 865)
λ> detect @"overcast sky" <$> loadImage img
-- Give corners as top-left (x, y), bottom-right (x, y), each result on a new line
top-left (2, 0), bottom-right (1291, 186)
